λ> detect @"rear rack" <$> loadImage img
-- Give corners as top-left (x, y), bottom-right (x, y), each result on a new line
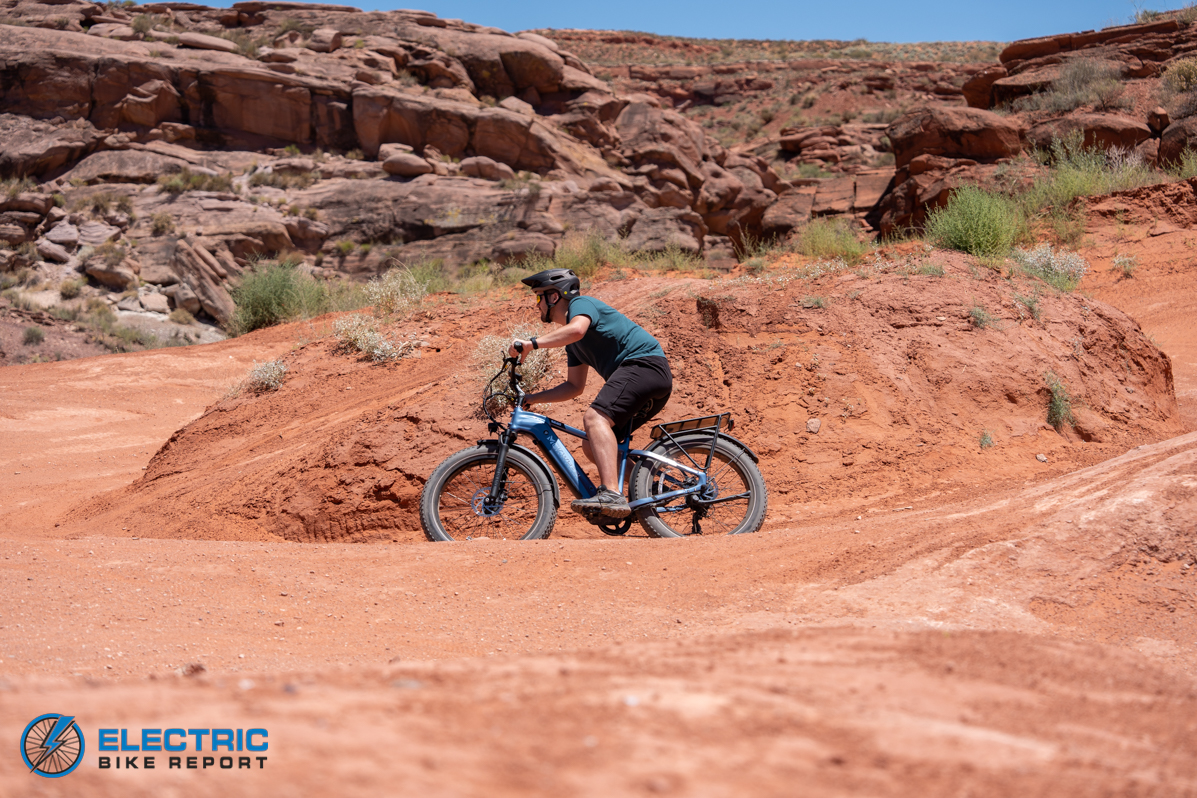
top-left (650, 413), bottom-right (734, 440)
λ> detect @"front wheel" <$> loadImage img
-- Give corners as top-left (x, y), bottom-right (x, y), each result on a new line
top-left (419, 446), bottom-right (557, 542)
top-left (630, 433), bottom-right (767, 537)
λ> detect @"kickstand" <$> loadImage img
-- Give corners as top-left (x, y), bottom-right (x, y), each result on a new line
top-left (690, 504), bottom-right (707, 536)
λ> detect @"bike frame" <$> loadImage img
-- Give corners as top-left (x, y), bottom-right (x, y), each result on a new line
top-left (502, 405), bottom-right (710, 510)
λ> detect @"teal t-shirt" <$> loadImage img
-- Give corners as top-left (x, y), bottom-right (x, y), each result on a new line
top-left (565, 296), bottom-right (665, 381)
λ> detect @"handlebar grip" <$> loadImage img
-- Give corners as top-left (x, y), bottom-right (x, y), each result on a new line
top-left (513, 341), bottom-right (524, 354)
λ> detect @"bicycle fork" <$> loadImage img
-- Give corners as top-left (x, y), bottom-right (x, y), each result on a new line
top-left (484, 428), bottom-right (517, 513)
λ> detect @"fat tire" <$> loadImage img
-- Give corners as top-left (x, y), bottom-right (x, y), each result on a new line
top-left (630, 432), bottom-right (767, 538)
top-left (420, 446), bottom-right (557, 542)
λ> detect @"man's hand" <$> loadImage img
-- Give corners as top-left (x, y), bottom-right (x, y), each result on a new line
top-left (508, 339), bottom-right (532, 361)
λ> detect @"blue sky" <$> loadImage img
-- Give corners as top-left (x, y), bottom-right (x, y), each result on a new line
top-left (284, 0), bottom-right (1190, 43)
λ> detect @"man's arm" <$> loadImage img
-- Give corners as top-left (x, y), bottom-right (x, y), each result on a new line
top-left (525, 364), bottom-right (588, 406)
top-left (509, 315), bottom-right (590, 359)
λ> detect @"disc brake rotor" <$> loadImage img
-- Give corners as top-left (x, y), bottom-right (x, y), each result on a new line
top-left (471, 488), bottom-right (504, 517)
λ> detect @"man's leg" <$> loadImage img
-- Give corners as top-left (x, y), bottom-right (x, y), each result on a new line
top-left (582, 406), bottom-right (620, 488)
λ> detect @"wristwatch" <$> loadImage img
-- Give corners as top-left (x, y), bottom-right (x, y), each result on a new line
top-left (531, 336), bottom-right (539, 349)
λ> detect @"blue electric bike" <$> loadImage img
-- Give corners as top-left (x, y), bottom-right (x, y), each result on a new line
top-left (419, 352), bottom-right (767, 541)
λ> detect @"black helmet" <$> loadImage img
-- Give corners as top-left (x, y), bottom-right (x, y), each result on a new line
top-left (521, 268), bottom-right (580, 301)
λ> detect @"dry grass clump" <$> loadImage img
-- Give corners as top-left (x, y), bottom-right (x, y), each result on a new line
top-left (1013, 58), bottom-right (1130, 113)
top-left (365, 266), bottom-right (429, 318)
top-left (1012, 244), bottom-right (1089, 291)
top-left (333, 314), bottom-right (414, 363)
top-left (158, 169), bottom-right (234, 195)
top-left (243, 358), bottom-right (288, 393)
top-left (472, 323), bottom-right (562, 417)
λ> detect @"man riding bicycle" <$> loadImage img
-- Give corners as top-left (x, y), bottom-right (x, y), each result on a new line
top-left (509, 268), bottom-right (672, 519)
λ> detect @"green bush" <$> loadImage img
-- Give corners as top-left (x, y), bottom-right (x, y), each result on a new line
top-left (925, 185), bottom-right (1024, 257)
top-left (23, 326), bottom-right (45, 346)
top-left (796, 218), bottom-right (867, 264)
top-left (229, 260), bottom-right (331, 335)
top-left (1045, 372), bottom-right (1075, 430)
top-left (968, 304), bottom-right (996, 329)
top-left (1168, 148), bottom-right (1197, 178)
top-left (1022, 132), bottom-right (1158, 214)
top-left (169, 308), bottom-right (196, 324)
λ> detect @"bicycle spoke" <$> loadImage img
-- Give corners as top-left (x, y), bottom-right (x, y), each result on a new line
top-left (436, 457), bottom-right (543, 539)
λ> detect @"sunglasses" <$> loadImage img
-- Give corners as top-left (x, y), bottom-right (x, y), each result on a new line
top-left (535, 291), bottom-right (559, 304)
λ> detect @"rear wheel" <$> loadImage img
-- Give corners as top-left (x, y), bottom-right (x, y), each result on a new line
top-left (629, 433), bottom-right (766, 538)
top-left (420, 446), bottom-right (557, 542)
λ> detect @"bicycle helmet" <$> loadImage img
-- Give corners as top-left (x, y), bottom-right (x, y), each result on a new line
top-left (521, 268), bottom-right (580, 300)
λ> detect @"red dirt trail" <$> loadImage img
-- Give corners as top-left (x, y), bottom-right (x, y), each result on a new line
top-left (1, 209), bottom-right (1196, 794)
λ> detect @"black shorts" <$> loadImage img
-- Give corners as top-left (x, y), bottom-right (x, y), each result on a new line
top-left (591, 356), bottom-right (673, 434)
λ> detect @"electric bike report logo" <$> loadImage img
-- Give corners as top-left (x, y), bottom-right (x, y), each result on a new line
top-left (21, 714), bottom-right (85, 778)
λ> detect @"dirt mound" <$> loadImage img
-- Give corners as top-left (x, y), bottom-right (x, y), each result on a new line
top-left (59, 248), bottom-right (1181, 544)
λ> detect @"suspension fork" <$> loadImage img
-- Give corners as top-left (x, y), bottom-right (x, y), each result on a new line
top-left (486, 427), bottom-right (517, 505)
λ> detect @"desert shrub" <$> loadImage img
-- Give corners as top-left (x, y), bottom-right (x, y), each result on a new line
top-left (519, 230), bottom-right (630, 279)
top-left (243, 358), bottom-right (288, 393)
top-left (218, 29), bottom-right (269, 57)
top-left (796, 218), bottom-right (868, 264)
top-left (158, 169), bottom-right (234, 195)
top-left (283, 144), bottom-right (301, 156)
top-left (390, 257), bottom-right (452, 294)
top-left (1023, 133), bottom-right (1157, 214)
top-left (1113, 253), bottom-right (1137, 279)
top-left (968, 304), bottom-right (996, 329)
top-left (1013, 59), bottom-right (1129, 113)
top-left (925, 185), bottom-right (1024, 257)
top-left (277, 18), bottom-right (314, 36)
top-left (151, 212), bottom-right (174, 235)
top-left (1168, 147), bottom-right (1197, 178)
top-left (1013, 289), bottom-right (1042, 320)
top-left (131, 14), bottom-right (152, 35)
top-left (1164, 58), bottom-right (1197, 93)
top-left (639, 243), bottom-right (704, 272)
top-left (1045, 372), bottom-right (1075, 430)
top-left (169, 307), bottom-right (196, 324)
top-left (116, 195), bottom-right (135, 215)
top-left (1012, 244), bottom-right (1089, 291)
top-left (59, 279), bottom-right (83, 300)
top-left (801, 295), bottom-right (828, 309)
top-left (90, 193), bottom-right (112, 215)
top-left (228, 259), bottom-right (330, 335)
top-left (95, 240), bottom-right (126, 268)
top-left (248, 170), bottom-right (318, 190)
top-left (23, 326), bottom-right (45, 345)
top-left (333, 314), bottom-right (413, 363)
top-left (979, 430), bottom-right (994, 449)
top-left (365, 266), bottom-right (429, 318)
top-left (472, 323), bottom-right (562, 416)
top-left (2, 177), bottom-right (36, 198)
